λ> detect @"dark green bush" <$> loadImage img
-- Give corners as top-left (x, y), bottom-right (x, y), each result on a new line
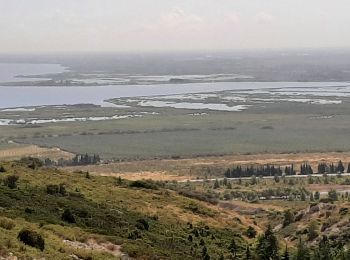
top-left (18, 157), bottom-right (43, 169)
top-left (4, 175), bottom-right (19, 189)
top-left (46, 185), bottom-right (59, 195)
top-left (18, 229), bottom-right (45, 251)
top-left (128, 229), bottom-right (142, 240)
top-left (46, 184), bottom-right (66, 196)
top-left (129, 180), bottom-right (158, 190)
top-left (136, 219), bottom-right (149, 231)
top-left (245, 226), bottom-right (257, 238)
top-left (62, 209), bottom-right (76, 223)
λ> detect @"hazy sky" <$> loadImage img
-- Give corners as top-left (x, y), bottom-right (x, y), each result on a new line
top-left (1, 0), bottom-right (350, 53)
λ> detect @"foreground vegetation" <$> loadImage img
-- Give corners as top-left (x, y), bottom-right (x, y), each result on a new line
top-left (0, 158), bottom-right (350, 259)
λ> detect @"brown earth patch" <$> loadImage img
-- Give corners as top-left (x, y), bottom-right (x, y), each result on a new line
top-left (0, 145), bottom-right (74, 161)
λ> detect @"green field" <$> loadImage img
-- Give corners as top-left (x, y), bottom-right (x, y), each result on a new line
top-left (1, 91), bottom-right (350, 161)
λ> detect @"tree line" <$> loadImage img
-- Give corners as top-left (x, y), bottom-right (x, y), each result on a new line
top-left (43, 153), bottom-right (101, 167)
top-left (224, 161), bottom-right (350, 178)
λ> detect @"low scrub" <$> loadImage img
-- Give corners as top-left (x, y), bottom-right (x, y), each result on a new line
top-left (129, 180), bottom-right (159, 190)
top-left (0, 216), bottom-right (15, 230)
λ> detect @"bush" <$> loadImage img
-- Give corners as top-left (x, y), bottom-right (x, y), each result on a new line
top-left (328, 189), bottom-right (338, 201)
top-left (0, 217), bottom-right (15, 230)
top-left (136, 219), bottom-right (149, 231)
top-left (17, 229), bottom-right (45, 251)
top-left (128, 230), bottom-right (142, 240)
top-left (18, 157), bottom-right (43, 169)
top-left (129, 180), bottom-right (158, 190)
top-left (283, 210), bottom-right (295, 227)
top-left (46, 184), bottom-right (66, 196)
top-left (61, 209), bottom-right (76, 223)
top-left (3, 175), bottom-right (19, 189)
top-left (0, 165), bottom-right (6, 173)
top-left (245, 226), bottom-right (257, 238)
top-left (46, 184), bottom-right (59, 195)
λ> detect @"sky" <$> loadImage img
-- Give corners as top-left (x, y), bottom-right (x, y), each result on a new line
top-left (1, 0), bottom-right (350, 53)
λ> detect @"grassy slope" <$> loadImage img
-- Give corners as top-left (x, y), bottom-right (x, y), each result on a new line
top-left (0, 161), bottom-right (248, 259)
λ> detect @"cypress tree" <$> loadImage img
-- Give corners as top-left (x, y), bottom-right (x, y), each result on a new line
top-left (256, 225), bottom-right (279, 260)
top-left (314, 191), bottom-right (320, 200)
top-left (295, 237), bottom-right (311, 260)
top-left (214, 179), bottom-right (220, 189)
top-left (229, 238), bottom-right (238, 258)
top-left (245, 245), bottom-right (252, 260)
top-left (282, 245), bottom-right (290, 260)
top-left (317, 236), bottom-right (332, 260)
top-left (337, 160), bottom-right (345, 173)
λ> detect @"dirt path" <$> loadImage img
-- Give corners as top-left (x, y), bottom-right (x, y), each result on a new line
top-left (63, 238), bottom-right (130, 259)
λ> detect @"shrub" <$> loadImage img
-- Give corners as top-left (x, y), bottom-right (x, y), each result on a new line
top-left (61, 209), bottom-right (76, 223)
top-left (25, 207), bottom-right (35, 214)
top-left (46, 184), bottom-right (66, 196)
top-left (0, 217), bottom-right (15, 230)
top-left (3, 175), bottom-right (19, 189)
top-left (328, 189), bottom-right (338, 201)
top-left (136, 219), bottom-right (149, 231)
top-left (283, 210), bottom-right (295, 227)
top-left (245, 226), bottom-right (257, 238)
top-left (128, 230), bottom-right (142, 240)
top-left (17, 229), bottom-right (45, 251)
top-left (0, 165), bottom-right (6, 173)
top-left (129, 180), bottom-right (158, 190)
top-left (46, 184), bottom-right (59, 195)
top-left (18, 157), bottom-right (43, 169)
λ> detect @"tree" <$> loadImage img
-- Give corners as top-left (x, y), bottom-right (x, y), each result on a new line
top-left (283, 210), bottom-right (295, 227)
top-left (282, 245), bottom-right (290, 260)
top-left (314, 191), bottom-right (320, 201)
top-left (256, 225), bottom-right (279, 260)
top-left (202, 245), bottom-right (210, 260)
top-left (328, 189), bottom-right (338, 201)
top-left (317, 236), bottom-right (332, 260)
top-left (245, 245), bottom-right (252, 260)
top-left (116, 176), bottom-right (123, 186)
top-left (294, 237), bottom-right (311, 260)
top-left (310, 192), bottom-right (314, 201)
top-left (229, 238), bottom-right (238, 258)
top-left (214, 179), bottom-right (220, 189)
top-left (337, 160), bottom-right (345, 173)
top-left (251, 175), bottom-right (258, 185)
top-left (274, 174), bottom-right (280, 183)
top-left (308, 221), bottom-right (318, 241)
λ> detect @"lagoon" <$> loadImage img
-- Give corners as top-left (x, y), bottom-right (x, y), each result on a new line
top-left (0, 82), bottom-right (349, 109)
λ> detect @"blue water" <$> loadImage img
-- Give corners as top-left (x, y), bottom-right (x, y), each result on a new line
top-left (0, 82), bottom-right (348, 108)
